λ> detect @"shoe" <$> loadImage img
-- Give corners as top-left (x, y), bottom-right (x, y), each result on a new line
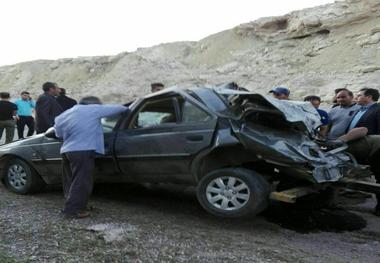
top-left (61, 210), bottom-right (91, 219)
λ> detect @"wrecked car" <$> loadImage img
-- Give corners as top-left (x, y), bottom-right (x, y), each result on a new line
top-left (0, 85), bottom-right (372, 217)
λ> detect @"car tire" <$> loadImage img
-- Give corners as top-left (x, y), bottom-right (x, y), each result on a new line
top-left (196, 168), bottom-right (271, 218)
top-left (3, 158), bottom-right (45, 194)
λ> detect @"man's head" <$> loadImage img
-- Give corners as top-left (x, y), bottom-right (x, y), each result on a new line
top-left (0, 92), bottom-right (10, 100)
top-left (335, 89), bottom-right (354, 106)
top-left (21, 91), bottom-right (30, 100)
top-left (304, 95), bottom-right (322, 109)
top-left (356, 88), bottom-right (380, 106)
top-left (269, 87), bottom-right (290, 100)
top-left (42, 82), bottom-right (60, 96)
top-left (79, 96), bottom-right (102, 105)
top-left (151, 83), bottom-right (165, 93)
top-left (332, 88), bottom-right (348, 104)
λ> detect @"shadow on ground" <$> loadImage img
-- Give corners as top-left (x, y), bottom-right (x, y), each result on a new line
top-left (80, 183), bottom-right (369, 233)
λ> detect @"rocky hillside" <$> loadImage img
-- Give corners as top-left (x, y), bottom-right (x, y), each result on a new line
top-left (0, 0), bottom-right (379, 103)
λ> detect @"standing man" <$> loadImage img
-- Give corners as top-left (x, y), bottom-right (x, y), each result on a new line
top-left (54, 96), bottom-right (128, 218)
top-left (328, 89), bottom-right (361, 140)
top-left (56, 88), bottom-right (77, 112)
top-left (269, 87), bottom-right (290, 100)
top-left (347, 88), bottom-right (380, 135)
top-left (304, 95), bottom-right (329, 136)
top-left (0, 92), bottom-right (17, 144)
top-left (14, 91), bottom-right (36, 139)
top-left (35, 82), bottom-right (63, 134)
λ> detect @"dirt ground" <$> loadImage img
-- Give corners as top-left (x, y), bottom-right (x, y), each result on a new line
top-left (0, 183), bottom-right (380, 263)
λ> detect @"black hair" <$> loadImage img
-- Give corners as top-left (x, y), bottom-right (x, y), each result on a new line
top-left (304, 95), bottom-right (321, 102)
top-left (151, 83), bottom-right (164, 88)
top-left (0, 92), bottom-right (10, 99)
top-left (150, 82), bottom-right (165, 92)
top-left (79, 96), bottom-right (102, 105)
top-left (42, 82), bottom-right (57, 92)
top-left (334, 88), bottom-right (346, 94)
top-left (360, 88), bottom-right (380, 102)
top-left (334, 88), bottom-right (353, 97)
top-left (21, 91), bottom-right (30, 95)
top-left (336, 89), bottom-right (353, 97)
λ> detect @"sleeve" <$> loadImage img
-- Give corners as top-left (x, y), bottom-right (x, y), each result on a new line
top-left (36, 96), bottom-right (53, 126)
top-left (376, 108), bottom-right (380, 134)
top-left (92, 105), bottom-right (129, 118)
top-left (321, 111), bottom-right (329, 126)
top-left (12, 103), bottom-right (18, 116)
top-left (53, 116), bottom-right (63, 138)
top-left (54, 123), bottom-right (62, 138)
top-left (31, 100), bottom-right (36, 108)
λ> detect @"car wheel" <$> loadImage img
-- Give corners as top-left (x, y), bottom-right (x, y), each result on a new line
top-left (197, 168), bottom-right (270, 218)
top-left (3, 158), bottom-right (45, 194)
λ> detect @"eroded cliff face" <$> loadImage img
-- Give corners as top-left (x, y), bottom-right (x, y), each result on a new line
top-left (0, 0), bottom-right (379, 103)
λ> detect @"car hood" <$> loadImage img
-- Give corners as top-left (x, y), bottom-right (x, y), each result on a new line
top-left (0, 134), bottom-right (46, 151)
top-left (214, 87), bottom-right (322, 134)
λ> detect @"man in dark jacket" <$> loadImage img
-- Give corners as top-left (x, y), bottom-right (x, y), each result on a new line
top-left (0, 92), bottom-right (17, 144)
top-left (56, 88), bottom-right (77, 112)
top-left (347, 88), bottom-right (380, 135)
top-left (346, 88), bottom-right (380, 216)
top-left (35, 82), bottom-right (63, 134)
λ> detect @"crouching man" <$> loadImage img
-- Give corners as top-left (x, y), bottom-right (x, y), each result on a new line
top-left (54, 96), bottom-right (128, 218)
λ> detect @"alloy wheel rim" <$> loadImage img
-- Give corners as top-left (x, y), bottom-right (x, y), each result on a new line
top-left (206, 176), bottom-right (250, 211)
top-left (7, 164), bottom-right (27, 190)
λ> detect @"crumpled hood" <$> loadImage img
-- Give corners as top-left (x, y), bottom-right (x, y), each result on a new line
top-left (214, 87), bottom-right (322, 134)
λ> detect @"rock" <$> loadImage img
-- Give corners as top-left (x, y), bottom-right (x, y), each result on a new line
top-left (357, 33), bottom-right (380, 46)
top-left (87, 223), bottom-right (137, 243)
top-left (0, 0), bottom-right (379, 102)
top-left (360, 66), bottom-right (380, 73)
top-left (370, 27), bottom-right (380, 35)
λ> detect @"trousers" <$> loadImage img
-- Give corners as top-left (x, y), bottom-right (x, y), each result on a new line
top-left (347, 135), bottom-right (380, 210)
top-left (16, 116), bottom-right (35, 139)
top-left (0, 119), bottom-right (15, 144)
top-left (62, 150), bottom-right (95, 214)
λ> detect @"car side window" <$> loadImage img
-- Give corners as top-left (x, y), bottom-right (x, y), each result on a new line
top-left (180, 100), bottom-right (211, 123)
top-left (131, 97), bottom-right (177, 128)
top-left (101, 113), bottom-right (121, 132)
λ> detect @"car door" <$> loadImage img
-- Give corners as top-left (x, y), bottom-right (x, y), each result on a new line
top-left (114, 94), bottom-right (217, 184)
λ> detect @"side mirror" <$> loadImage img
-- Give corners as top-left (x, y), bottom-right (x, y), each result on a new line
top-left (45, 127), bottom-right (58, 139)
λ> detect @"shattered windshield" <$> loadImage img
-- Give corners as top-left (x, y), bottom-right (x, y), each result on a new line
top-left (213, 87), bottom-right (322, 134)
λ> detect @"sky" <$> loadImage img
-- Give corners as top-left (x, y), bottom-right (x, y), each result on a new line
top-left (0, 0), bottom-right (334, 66)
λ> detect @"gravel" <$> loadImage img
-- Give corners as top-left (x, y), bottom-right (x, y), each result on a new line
top-left (1, 183), bottom-right (380, 263)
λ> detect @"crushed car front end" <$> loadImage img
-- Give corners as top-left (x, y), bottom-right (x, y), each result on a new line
top-left (212, 87), bottom-right (359, 184)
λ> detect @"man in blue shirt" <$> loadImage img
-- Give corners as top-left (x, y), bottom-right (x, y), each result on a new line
top-left (54, 96), bottom-right (128, 218)
top-left (14, 91), bottom-right (35, 139)
top-left (269, 87), bottom-right (290, 100)
top-left (304, 95), bottom-right (329, 137)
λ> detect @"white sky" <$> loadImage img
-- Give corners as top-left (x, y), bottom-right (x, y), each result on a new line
top-left (0, 0), bottom-right (334, 66)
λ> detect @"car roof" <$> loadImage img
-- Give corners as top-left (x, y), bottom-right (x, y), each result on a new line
top-left (142, 85), bottom-right (230, 113)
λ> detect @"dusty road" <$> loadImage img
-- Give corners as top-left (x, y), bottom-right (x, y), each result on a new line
top-left (0, 183), bottom-right (380, 263)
